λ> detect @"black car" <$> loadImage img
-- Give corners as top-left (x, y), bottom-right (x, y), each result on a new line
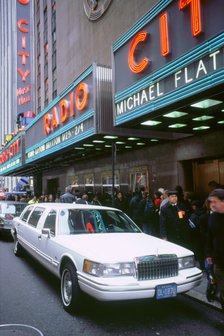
top-left (0, 201), bottom-right (27, 239)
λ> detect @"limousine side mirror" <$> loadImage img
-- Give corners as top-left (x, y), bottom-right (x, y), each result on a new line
top-left (42, 228), bottom-right (51, 238)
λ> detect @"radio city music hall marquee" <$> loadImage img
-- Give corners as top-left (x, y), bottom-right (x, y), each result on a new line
top-left (0, 138), bottom-right (21, 165)
top-left (25, 66), bottom-right (95, 162)
top-left (113, 0), bottom-right (224, 120)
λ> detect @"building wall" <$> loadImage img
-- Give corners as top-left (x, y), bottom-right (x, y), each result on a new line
top-left (56, 0), bottom-right (157, 94)
top-left (42, 130), bottom-right (224, 199)
top-left (35, 0), bottom-right (224, 199)
top-left (0, 0), bottom-right (17, 144)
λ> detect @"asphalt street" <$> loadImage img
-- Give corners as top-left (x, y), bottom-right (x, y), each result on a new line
top-left (0, 240), bottom-right (224, 336)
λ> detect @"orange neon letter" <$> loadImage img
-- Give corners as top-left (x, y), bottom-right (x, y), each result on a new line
top-left (18, 51), bottom-right (30, 65)
top-left (44, 114), bottom-right (51, 134)
top-left (59, 99), bottom-right (69, 123)
top-left (18, 0), bottom-right (30, 4)
top-left (179, 0), bottom-right (202, 36)
top-left (51, 107), bottom-right (59, 129)
top-left (18, 19), bottom-right (29, 33)
top-left (69, 92), bottom-right (74, 116)
top-left (160, 12), bottom-right (170, 56)
top-left (128, 31), bottom-right (149, 73)
top-left (22, 36), bottom-right (26, 49)
top-left (17, 68), bottom-right (30, 82)
top-left (75, 83), bottom-right (88, 111)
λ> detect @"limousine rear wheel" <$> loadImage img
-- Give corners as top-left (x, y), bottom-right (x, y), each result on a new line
top-left (61, 262), bottom-right (82, 313)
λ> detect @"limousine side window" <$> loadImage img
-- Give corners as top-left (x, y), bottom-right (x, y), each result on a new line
top-left (28, 207), bottom-right (45, 228)
top-left (43, 210), bottom-right (56, 236)
top-left (21, 206), bottom-right (34, 222)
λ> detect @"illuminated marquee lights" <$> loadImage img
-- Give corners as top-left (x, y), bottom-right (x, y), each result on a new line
top-left (179, 0), bottom-right (202, 36)
top-left (128, 0), bottom-right (203, 73)
top-left (43, 82), bottom-right (89, 134)
top-left (0, 139), bottom-right (21, 164)
top-left (128, 31), bottom-right (150, 74)
top-left (17, 15), bottom-right (30, 82)
top-left (160, 12), bottom-right (170, 57)
top-left (75, 82), bottom-right (89, 111)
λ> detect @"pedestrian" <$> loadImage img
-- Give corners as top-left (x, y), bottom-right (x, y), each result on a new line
top-left (129, 190), bottom-right (144, 228)
top-left (114, 191), bottom-right (127, 212)
top-left (198, 198), bottom-right (211, 268)
top-left (91, 193), bottom-right (102, 206)
top-left (60, 185), bottom-right (76, 203)
top-left (159, 189), bottom-right (169, 210)
top-left (28, 195), bottom-right (38, 204)
top-left (48, 194), bottom-right (54, 202)
top-left (154, 191), bottom-right (162, 209)
top-left (206, 188), bottom-right (224, 311)
top-left (76, 193), bottom-right (89, 204)
top-left (143, 193), bottom-right (158, 236)
top-left (160, 190), bottom-right (190, 248)
top-left (175, 185), bottom-right (185, 203)
top-left (188, 200), bottom-right (204, 267)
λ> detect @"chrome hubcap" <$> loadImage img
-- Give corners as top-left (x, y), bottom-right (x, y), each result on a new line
top-left (63, 270), bottom-right (72, 304)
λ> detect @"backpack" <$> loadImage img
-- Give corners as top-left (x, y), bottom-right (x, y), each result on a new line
top-left (144, 199), bottom-right (155, 217)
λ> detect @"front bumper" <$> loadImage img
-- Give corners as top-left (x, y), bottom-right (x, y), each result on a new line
top-left (78, 267), bottom-right (202, 301)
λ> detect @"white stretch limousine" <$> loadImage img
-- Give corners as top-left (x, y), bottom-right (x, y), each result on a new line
top-left (12, 203), bottom-right (202, 313)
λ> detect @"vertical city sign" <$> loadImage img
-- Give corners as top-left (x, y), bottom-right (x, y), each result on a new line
top-left (17, 0), bottom-right (34, 126)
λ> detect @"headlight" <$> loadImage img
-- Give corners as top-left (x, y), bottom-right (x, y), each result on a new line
top-left (83, 259), bottom-right (135, 277)
top-left (178, 256), bottom-right (195, 270)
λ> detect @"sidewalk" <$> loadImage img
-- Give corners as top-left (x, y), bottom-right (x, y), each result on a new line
top-left (185, 271), bottom-right (223, 311)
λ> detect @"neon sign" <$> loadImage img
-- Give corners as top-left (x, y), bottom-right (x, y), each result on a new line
top-left (43, 82), bottom-right (89, 134)
top-left (0, 139), bottom-right (21, 165)
top-left (179, 0), bottom-right (202, 37)
top-left (17, 0), bottom-right (34, 123)
top-left (128, 0), bottom-right (203, 73)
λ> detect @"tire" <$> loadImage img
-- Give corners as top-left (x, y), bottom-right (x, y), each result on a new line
top-left (61, 262), bottom-right (83, 314)
top-left (14, 238), bottom-right (23, 257)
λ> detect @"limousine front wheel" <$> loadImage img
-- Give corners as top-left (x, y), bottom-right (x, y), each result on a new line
top-left (14, 239), bottom-right (23, 257)
top-left (61, 262), bottom-right (82, 313)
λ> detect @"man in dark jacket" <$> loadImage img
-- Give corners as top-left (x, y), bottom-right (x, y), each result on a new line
top-left (60, 185), bottom-right (75, 203)
top-left (160, 190), bottom-right (190, 248)
top-left (206, 188), bottom-right (224, 311)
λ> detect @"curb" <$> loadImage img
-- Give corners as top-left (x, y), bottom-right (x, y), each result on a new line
top-left (184, 272), bottom-right (223, 311)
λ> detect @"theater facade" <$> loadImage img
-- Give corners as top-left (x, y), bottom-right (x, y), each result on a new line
top-left (0, 0), bottom-right (224, 200)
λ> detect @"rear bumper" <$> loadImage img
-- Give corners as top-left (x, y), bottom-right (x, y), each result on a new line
top-left (0, 225), bottom-right (13, 238)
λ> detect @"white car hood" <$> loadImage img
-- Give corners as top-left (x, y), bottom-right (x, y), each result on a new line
top-left (56, 233), bottom-right (192, 263)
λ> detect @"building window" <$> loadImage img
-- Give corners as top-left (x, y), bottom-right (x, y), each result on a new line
top-left (52, 69), bottom-right (57, 99)
top-left (44, 43), bottom-right (48, 62)
top-left (44, 7), bottom-right (48, 44)
top-left (51, 1), bottom-right (56, 32)
top-left (37, 87), bottom-right (41, 114)
top-left (44, 78), bottom-right (49, 107)
top-left (36, 0), bottom-right (40, 22)
top-left (43, 0), bottom-right (47, 9)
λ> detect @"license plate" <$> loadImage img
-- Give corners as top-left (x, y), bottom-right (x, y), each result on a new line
top-left (156, 283), bottom-right (177, 300)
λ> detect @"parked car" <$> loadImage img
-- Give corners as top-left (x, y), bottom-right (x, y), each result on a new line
top-left (0, 191), bottom-right (6, 200)
top-left (12, 203), bottom-right (202, 314)
top-left (0, 201), bottom-right (27, 239)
